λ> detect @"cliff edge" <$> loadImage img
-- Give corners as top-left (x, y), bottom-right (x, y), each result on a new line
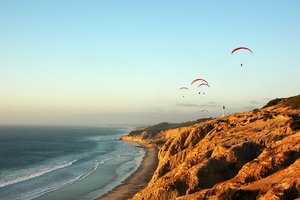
top-left (121, 94), bottom-right (300, 200)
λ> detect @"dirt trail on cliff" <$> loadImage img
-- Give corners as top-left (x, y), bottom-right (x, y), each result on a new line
top-left (121, 94), bottom-right (300, 200)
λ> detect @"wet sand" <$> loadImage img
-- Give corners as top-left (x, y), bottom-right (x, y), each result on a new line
top-left (97, 147), bottom-right (158, 200)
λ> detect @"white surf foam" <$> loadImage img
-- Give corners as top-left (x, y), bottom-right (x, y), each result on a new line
top-left (0, 159), bottom-right (78, 189)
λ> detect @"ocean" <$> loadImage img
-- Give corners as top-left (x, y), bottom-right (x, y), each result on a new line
top-left (0, 126), bottom-right (144, 200)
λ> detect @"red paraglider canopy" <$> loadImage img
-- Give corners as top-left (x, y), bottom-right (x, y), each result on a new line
top-left (231, 47), bottom-right (253, 54)
top-left (191, 78), bottom-right (209, 85)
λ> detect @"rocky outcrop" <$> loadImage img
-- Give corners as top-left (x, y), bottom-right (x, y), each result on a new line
top-left (122, 95), bottom-right (300, 199)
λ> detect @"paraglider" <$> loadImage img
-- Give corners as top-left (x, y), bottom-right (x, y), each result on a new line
top-left (178, 87), bottom-right (188, 98)
top-left (200, 109), bottom-right (208, 117)
top-left (231, 47), bottom-right (252, 67)
top-left (197, 83), bottom-right (209, 95)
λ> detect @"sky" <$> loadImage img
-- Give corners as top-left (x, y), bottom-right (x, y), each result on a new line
top-left (0, 0), bottom-right (299, 126)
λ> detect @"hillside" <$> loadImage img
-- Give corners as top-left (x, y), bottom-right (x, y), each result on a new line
top-left (121, 118), bottom-right (212, 147)
top-left (121, 94), bottom-right (300, 199)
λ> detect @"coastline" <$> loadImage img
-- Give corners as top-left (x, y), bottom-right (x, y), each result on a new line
top-left (97, 144), bottom-right (158, 200)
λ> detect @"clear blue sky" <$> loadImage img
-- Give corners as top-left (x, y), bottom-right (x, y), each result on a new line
top-left (0, 1), bottom-right (299, 125)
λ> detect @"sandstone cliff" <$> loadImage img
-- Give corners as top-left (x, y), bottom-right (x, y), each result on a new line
top-left (121, 95), bottom-right (300, 200)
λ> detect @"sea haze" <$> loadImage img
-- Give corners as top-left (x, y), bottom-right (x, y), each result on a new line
top-left (0, 126), bottom-right (144, 200)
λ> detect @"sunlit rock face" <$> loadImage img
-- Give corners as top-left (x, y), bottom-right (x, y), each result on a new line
top-left (122, 95), bottom-right (300, 200)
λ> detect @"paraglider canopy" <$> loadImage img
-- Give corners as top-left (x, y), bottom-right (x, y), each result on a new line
top-left (231, 47), bottom-right (253, 54)
top-left (191, 78), bottom-right (209, 85)
top-left (200, 109), bottom-right (208, 117)
top-left (178, 87), bottom-right (189, 90)
top-left (198, 83), bottom-right (210, 88)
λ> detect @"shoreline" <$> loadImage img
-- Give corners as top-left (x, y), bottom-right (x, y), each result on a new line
top-left (97, 145), bottom-right (158, 200)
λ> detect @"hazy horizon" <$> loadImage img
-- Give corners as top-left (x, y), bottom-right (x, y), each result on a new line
top-left (1, 1), bottom-right (299, 126)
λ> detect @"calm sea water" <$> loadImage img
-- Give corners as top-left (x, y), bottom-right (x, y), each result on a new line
top-left (0, 126), bottom-right (144, 200)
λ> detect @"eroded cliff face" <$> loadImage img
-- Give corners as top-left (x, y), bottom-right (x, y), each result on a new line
top-left (122, 95), bottom-right (300, 200)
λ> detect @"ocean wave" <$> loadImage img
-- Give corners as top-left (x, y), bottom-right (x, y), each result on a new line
top-left (16, 175), bottom-right (82, 200)
top-left (77, 157), bottom-right (113, 180)
top-left (0, 159), bottom-right (78, 189)
top-left (14, 157), bottom-right (113, 200)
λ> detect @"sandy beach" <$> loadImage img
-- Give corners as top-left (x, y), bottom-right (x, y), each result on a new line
top-left (97, 147), bottom-right (158, 200)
